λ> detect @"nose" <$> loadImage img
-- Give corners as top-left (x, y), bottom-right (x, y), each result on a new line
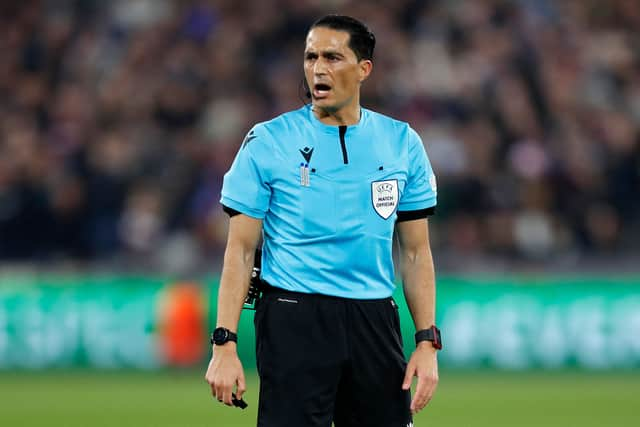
top-left (313, 58), bottom-right (328, 75)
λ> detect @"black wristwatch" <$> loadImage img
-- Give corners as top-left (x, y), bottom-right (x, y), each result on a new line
top-left (415, 325), bottom-right (442, 350)
top-left (211, 327), bottom-right (238, 346)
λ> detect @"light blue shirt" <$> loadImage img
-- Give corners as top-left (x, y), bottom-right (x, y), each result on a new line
top-left (221, 106), bottom-right (437, 298)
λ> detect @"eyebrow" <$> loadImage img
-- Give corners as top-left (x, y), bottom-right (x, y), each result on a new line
top-left (305, 50), bottom-right (345, 58)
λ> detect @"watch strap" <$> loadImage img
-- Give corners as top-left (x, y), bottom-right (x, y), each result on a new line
top-left (415, 325), bottom-right (442, 350)
top-left (225, 330), bottom-right (238, 343)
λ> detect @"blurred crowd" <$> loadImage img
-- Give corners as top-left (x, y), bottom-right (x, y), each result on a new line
top-left (1, 0), bottom-right (639, 273)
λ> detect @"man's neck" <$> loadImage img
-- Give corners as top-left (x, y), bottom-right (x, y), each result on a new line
top-left (313, 104), bottom-right (361, 126)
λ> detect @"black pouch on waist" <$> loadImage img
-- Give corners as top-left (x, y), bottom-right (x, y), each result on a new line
top-left (243, 249), bottom-right (263, 310)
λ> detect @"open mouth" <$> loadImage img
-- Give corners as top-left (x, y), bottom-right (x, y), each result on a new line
top-left (313, 83), bottom-right (332, 98)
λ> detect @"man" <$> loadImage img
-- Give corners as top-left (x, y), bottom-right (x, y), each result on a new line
top-left (205, 14), bottom-right (440, 427)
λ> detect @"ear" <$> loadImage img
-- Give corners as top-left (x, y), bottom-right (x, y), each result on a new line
top-left (358, 60), bottom-right (373, 82)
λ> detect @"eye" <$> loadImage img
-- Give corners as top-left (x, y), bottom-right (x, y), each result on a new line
top-left (305, 53), bottom-right (317, 61)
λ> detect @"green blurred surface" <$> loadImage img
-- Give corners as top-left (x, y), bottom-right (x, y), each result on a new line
top-left (0, 369), bottom-right (638, 427)
top-left (2, 276), bottom-right (639, 370)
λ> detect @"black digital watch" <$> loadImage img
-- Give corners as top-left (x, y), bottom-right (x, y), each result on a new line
top-left (211, 327), bottom-right (238, 346)
top-left (414, 325), bottom-right (442, 350)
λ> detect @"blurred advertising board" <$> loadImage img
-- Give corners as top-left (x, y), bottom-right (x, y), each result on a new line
top-left (0, 276), bottom-right (207, 369)
top-left (428, 277), bottom-right (640, 369)
top-left (0, 275), bottom-right (638, 369)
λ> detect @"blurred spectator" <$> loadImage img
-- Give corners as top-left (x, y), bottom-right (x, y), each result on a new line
top-left (1, 0), bottom-right (639, 273)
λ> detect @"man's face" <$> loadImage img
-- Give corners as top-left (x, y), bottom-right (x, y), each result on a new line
top-left (304, 27), bottom-right (370, 113)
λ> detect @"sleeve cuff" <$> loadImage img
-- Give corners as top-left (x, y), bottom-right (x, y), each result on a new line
top-left (219, 196), bottom-right (267, 219)
top-left (222, 204), bottom-right (241, 217)
top-left (396, 206), bottom-right (435, 222)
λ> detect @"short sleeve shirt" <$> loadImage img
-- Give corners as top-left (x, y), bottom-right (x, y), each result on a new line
top-left (221, 106), bottom-right (436, 298)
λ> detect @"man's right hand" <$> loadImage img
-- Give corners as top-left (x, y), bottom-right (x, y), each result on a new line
top-left (204, 343), bottom-right (246, 406)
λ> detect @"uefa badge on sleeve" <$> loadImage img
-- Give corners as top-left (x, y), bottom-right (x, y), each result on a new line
top-left (371, 179), bottom-right (398, 219)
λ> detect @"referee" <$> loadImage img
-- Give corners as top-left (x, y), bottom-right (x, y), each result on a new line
top-left (205, 15), bottom-right (440, 427)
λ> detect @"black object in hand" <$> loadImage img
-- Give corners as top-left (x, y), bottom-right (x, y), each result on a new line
top-left (232, 393), bottom-right (248, 409)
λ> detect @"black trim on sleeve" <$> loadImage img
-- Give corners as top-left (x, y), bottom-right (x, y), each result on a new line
top-left (222, 204), bottom-right (241, 217)
top-left (396, 207), bottom-right (435, 222)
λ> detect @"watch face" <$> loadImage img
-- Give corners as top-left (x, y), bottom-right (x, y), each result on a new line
top-left (433, 327), bottom-right (442, 349)
top-left (213, 328), bottom-right (228, 344)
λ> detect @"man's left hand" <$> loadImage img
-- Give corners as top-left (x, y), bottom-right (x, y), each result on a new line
top-left (402, 342), bottom-right (439, 414)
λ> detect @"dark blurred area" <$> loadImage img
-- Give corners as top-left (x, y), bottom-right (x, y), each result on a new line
top-left (1, 0), bottom-right (639, 274)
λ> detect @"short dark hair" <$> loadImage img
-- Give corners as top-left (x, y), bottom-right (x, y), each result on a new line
top-left (309, 15), bottom-right (376, 61)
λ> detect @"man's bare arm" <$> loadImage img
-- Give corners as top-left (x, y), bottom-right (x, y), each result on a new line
top-left (216, 214), bottom-right (263, 332)
top-left (396, 218), bottom-right (436, 331)
top-left (396, 217), bottom-right (438, 414)
top-left (205, 213), bottom-right (262, 406)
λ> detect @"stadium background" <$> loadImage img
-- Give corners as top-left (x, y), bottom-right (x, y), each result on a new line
top-left (0, 0), bottom-right (639, 426)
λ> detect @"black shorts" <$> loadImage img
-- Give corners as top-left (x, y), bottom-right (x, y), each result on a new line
top-left (254, 284), bottom-right (412, 427)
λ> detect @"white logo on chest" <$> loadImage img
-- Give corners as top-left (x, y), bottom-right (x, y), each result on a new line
top-left (371, 179), bottom-right (398, 219)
